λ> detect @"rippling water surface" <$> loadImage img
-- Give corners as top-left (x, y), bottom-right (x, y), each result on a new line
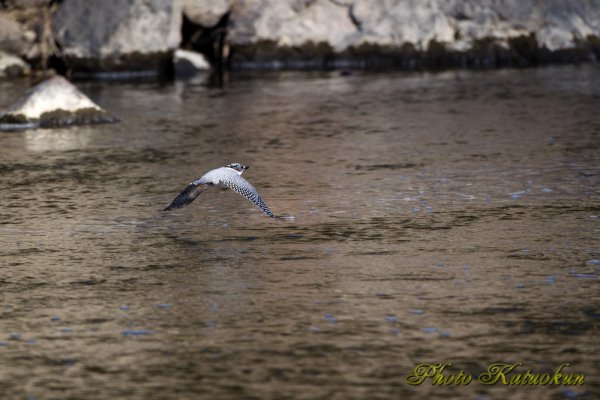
top-left (0, 66), bottom-right (599, 399)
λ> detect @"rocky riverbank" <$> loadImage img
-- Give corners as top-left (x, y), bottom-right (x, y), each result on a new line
top-left (1, 0), bottom-right (599, 78)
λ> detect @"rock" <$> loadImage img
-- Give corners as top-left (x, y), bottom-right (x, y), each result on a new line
top-left (0, 50), bottom-right (31, 77)
top-left (347, 0), bottom-right (456, 50)
top-left (227, 0), bottom-right (600, 68)
top-left (180, 0), bottom-right (232, 28)
top-left (0, 75), bottom-right (117, 130)
top-left (53, 0), bottom-right (181, 77)
top-left (4, 0), bottom-right (51, 7)
top-left (174, 49), bottom-right (211, 78)
top-left (228, 0), bottom-right (357, 68)
top-left (4, 0), bottom-right (597, 73)
top-left (0, 12), bottom-right (34, 56)
top-left (174, 49), bottom-right (211, 69)
top-left (0, 2), bottom-right (49, 61)
top-left (230, 0), bottom-right (356, 50)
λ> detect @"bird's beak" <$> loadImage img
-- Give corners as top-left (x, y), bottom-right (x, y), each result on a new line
top-left (243, 165), bottom-right (249, 170)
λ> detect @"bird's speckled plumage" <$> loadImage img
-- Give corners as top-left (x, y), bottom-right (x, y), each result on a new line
top-left (164, 163), bottom-right (275, 218)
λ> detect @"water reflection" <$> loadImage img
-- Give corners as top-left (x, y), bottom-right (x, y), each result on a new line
top-left (24, 128), bottom-right (93, 152)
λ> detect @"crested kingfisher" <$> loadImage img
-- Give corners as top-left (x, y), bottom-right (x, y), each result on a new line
top-left (164, 162), bottom-right (276, 218)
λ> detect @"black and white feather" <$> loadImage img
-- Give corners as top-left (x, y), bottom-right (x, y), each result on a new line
top-left (164, 163), bottom-right (275, 218)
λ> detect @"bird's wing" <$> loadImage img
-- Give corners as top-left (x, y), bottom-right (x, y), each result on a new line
top-left (163, 182), bottom-right (208, 211)
top-left (222, 174), bottom-right (275, 218)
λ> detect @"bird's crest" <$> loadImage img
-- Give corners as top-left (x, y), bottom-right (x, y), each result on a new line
top-left (225, 162), bottom-right (248, 174)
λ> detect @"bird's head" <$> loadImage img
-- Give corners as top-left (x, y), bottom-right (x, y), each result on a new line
top-left (225, 162), bottom-right (249, 174)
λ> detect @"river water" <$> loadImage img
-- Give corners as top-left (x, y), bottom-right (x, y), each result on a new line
top-left (0, 65), bottom-right (599, 399)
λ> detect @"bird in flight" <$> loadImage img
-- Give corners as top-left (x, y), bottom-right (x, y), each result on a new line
top-left (163, 162), bottom-right (276, 218)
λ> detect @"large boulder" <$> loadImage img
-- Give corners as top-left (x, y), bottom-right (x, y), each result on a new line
top-left (0, 1), bottom-right (53, 63)
top-left (0, 75), bottom-right (117, 130)
top-left (228, 0), bottom-right (357, 67)
top-left (180, 0), bottom-right (232, 28)
top-left (229, 0), bottom-right (355, 47)
top-left (53, 0), bottom-right (181, 76)
top-left (0, 11), bottom-right (37, 58)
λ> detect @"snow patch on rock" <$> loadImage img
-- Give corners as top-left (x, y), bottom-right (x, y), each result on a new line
top-left (0, 76), bottom-right (117, 129)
